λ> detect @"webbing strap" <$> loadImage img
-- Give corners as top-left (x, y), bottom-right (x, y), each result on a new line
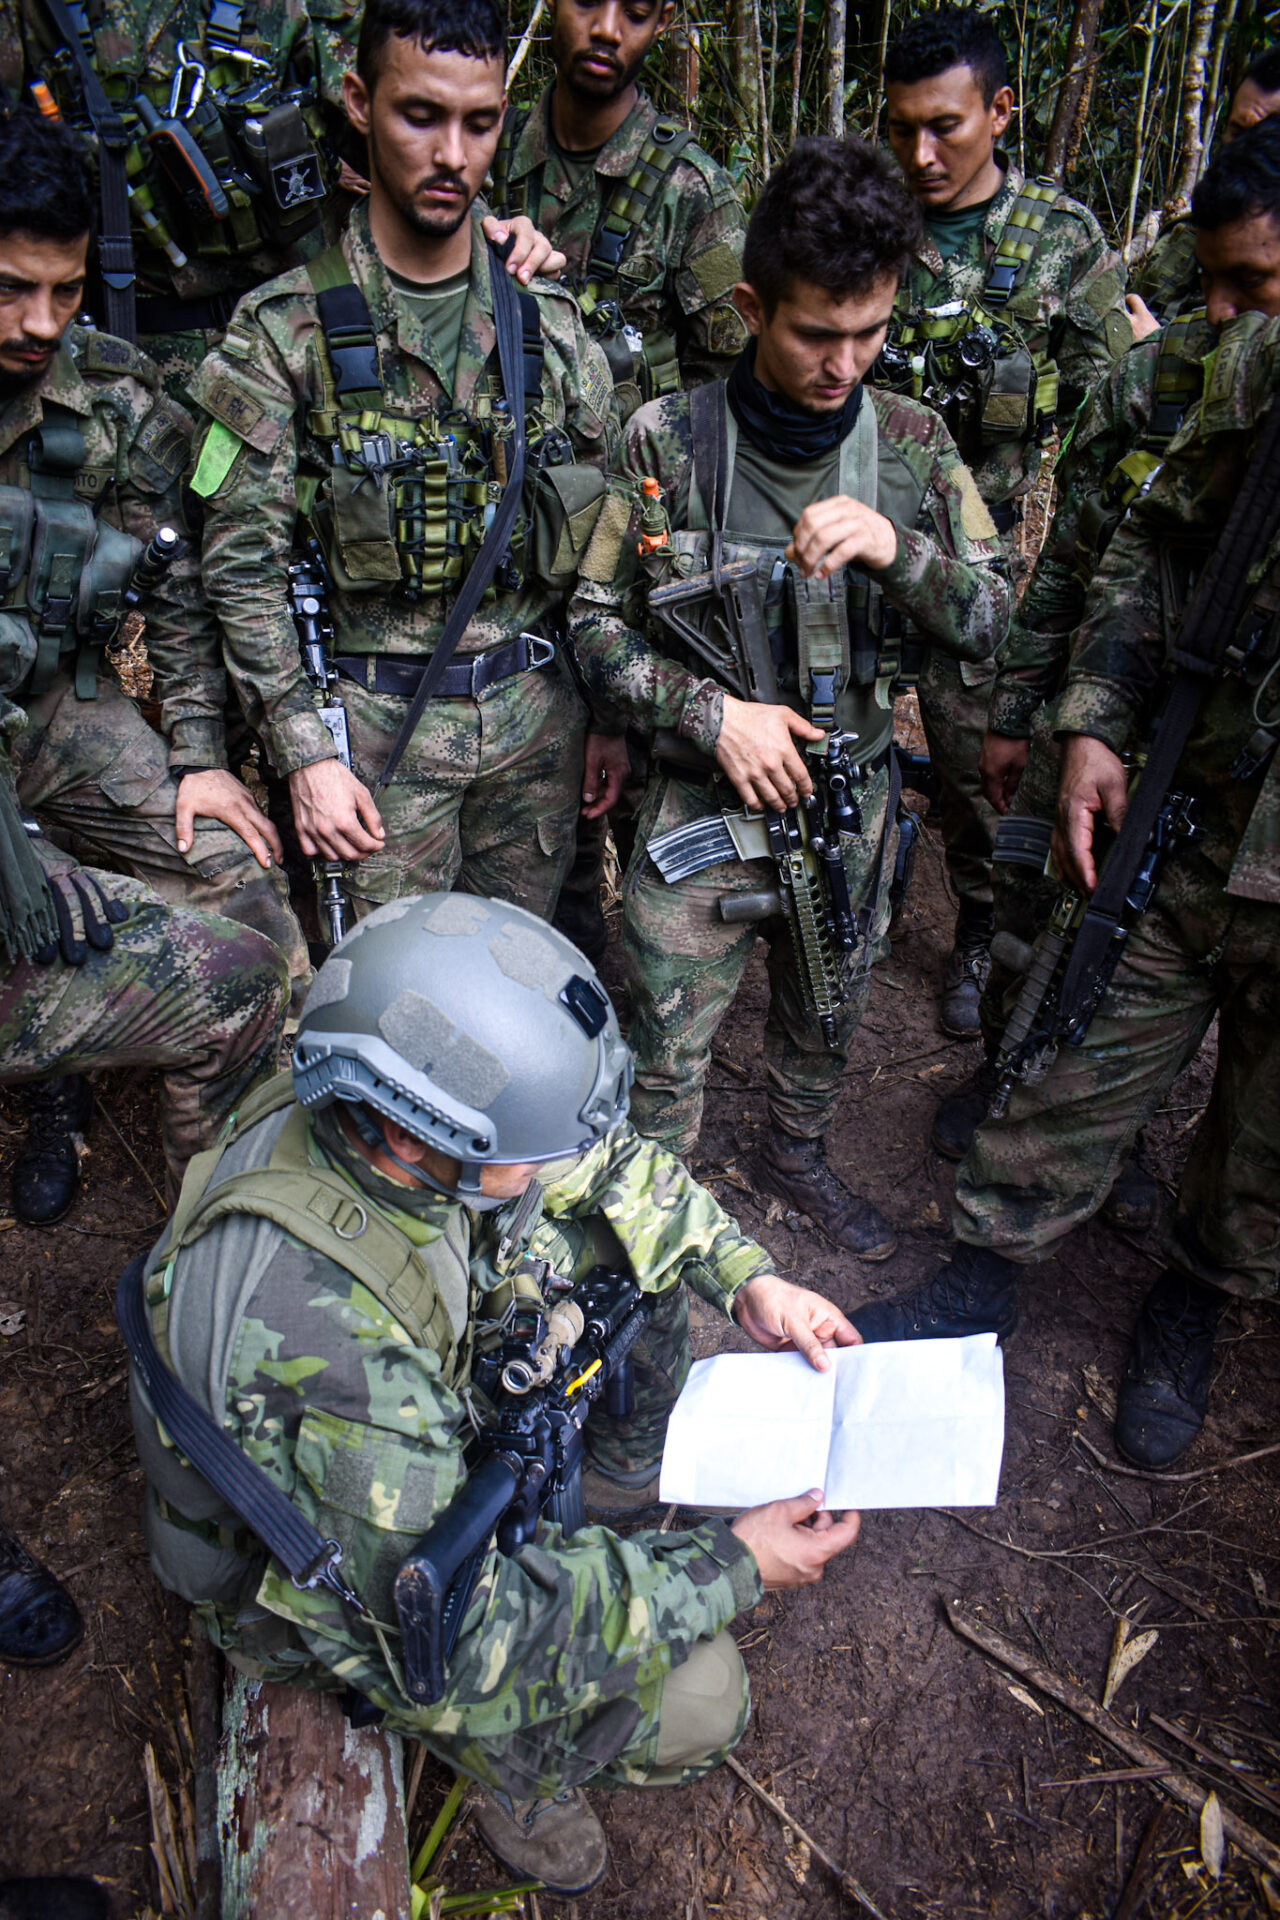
top-left (984, 177), bottom-right (1059, 309)
top-left (40, 0), bottom-right (136, 343)
top-left (587, 122), bottom-right (694, 286)
top-left (307, 251), bottom-right (384, 408)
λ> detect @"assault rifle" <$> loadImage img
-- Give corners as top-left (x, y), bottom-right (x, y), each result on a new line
top-left (987, 789), bottom-right (1200, 1119)
top-left (287, 545), bottom-right (350, 946)
top-left (394, 1265), bottom-right (650, 1706)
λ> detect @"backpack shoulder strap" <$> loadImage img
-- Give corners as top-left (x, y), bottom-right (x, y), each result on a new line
top-left (588, 120), bottom-right (696, 285)
top-left (305, 246), bottom-right (383, 410)
top-left (984, 176), bottom-right (1062, 308)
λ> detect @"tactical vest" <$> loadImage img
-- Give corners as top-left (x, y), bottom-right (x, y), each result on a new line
top-left (874, 178), bottom-right (1064, 465)
top-left (490, 107), bottom-right (695, 414)
top-left (1073, 309), bottom-right (1208, 585)
top-left (39, 0), bottom-right (335, 272)
top-left (0, 403), bottom-right (142, 700)
top-left (297, 246), bottom-right (554, 604)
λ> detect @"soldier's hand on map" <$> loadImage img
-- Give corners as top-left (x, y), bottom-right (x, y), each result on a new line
top-left (175, 770), bottom-right (284, 868)
top-left (1125, 293), bottom-right (1162, 342)
top-left (731, 1491), bottom-right (861, 1589)
top-left (581, 731), bottom-right (629, 819)
top-left (716, 695), bottom-right (825, 811)
top-left (482, 214), bottom-right (567, 284)
top-left (1052, 733), bottom-right (1128, 894)
top-left (978, 730), bottom-right (1030, 813)
top-left (787, 495), bottom-right (898, 580)
top-left (289, 759), bottom-right (386, 862)
top-left (733, 1273), bottom-right (862, 1371)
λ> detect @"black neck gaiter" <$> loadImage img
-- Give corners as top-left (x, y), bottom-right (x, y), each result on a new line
top-left (725, 338), bottom-right (863, 467)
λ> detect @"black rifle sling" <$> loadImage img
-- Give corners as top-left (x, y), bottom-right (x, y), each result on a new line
top-left (1056, 398), bottom-right (1280, 1033)
top-left (115, 1254), bottom-right (367, 1612)
top-left (690, 378), bottom-right (729, 611)
top-left (374, 243), bottom-right (533, 795)
top-left (40, 0), bottom-right (137, 343)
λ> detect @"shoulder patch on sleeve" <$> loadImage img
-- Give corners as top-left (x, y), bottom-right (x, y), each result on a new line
top-left (955, 465), bottom-right (998, 542)
top-left (78, 329), bottom-right (156, 386)
top-left (190, 420), bottom-right (246, 498)
top-left (688, 240), bottom-right (744, 305)
top-left (581, 353), bottom-right (614, 423)
top-left (199, 372), bottom-right (266, 440)
top-left (132, 403), bottom-right (191, 485)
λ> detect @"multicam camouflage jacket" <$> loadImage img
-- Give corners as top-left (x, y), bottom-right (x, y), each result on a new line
top-left (0, 325), bottom-right (226, 770)
top-left (131, 1088), bottom-right (770, 1779)
top-left (1060, 309), bottom-right (1280, 905)
top-left (188, 201), bottom-right (619, 777)
top-left (882, 160), bottom-right (1132, 510)
top-left (490, 86), bottom-right (748, 401)
top-left (567, 383), bottom-right (1011, 759)
top-left (989, 311), bottom-right (1217, 739)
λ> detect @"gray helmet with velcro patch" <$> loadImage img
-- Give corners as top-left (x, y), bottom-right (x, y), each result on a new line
top-left (292, 893), bottom-right (632, 1199)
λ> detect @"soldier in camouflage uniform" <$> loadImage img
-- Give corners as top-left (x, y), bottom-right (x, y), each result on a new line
top-left (189, 0), bottom-right (623, 931)
top-left (0, 109), bottom-right (306, 1222)
top-left (487, 0), bottom-right (749, 966)
top-left (569, 138), bottom-right (1009, 1257)
top-left (125, 893), bottom-right (862, 1894)
top-left (850, 300), bottom-right (1280, 1471)
top-left (875, 6), bottom-right (1132, 1037)
top-left (1128, 46), bottom-right (1280, 328)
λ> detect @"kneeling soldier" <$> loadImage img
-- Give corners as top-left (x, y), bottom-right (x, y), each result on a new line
top-left (570, 137), bottom-right (1009, 1255)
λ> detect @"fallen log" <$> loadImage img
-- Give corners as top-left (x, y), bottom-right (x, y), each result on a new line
top-left (218, 1670), bottom-right (412, 1919)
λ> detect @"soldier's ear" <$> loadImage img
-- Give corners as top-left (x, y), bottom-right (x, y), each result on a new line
top-left (989, 84), bottom-right (1015, 143)
top-left (655, 0), bottom-right (677, 34)
top-left (733, 282), bottom-right (764, 336)
top-left (344, 69), bottom-right (372, 139)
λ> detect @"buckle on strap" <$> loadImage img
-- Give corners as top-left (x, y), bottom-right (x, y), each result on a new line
top-left (295, 1537), bottom-right (371, 1616)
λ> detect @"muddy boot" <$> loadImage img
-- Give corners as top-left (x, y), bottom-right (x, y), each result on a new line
top-left (851, 1243), bottom-right (1020, 1344)
top-left (473, 1787), bottom-right (608, 1895)
top-left (931, 1056), bottom-right (999, 1161)
top-left (1100, 1144), bottom-right (1161, 1234)
top-left (940, 908), bottom-right (993, 1040)
top-left (0, 1879), bottom-right (110, 1920)
top-left (582, 1460), bottom-right (663, 1522)
top-left (1114, 1270), bottom-right (1226, 1470)
top-left (11, 1075), bottom-right (93, 1226)
top-left (757, 1128), bottom-right (897, 1260)
top-left (0, 1521), bottom-right (83, 1666)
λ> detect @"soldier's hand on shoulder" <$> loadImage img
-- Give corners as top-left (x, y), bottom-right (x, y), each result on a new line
top-left (715, 697), bottom-right (825, 812)
top-left (731, 1491), bottom-right (861, 1589)
top-left (787, 496), bottom-right (898, 580)
top-left (289, 758), bottom-right (386, 862)
top-left (1052, 734), bottom-right (1128, 894)
top-left (734, 1273), bottom-right (861, 1371)
top-left (175, 770), bottom-right (284, 868)
top-left (483, 213), bottom-right (567, 285)
top-left (978, 730), bottom-right (1031, 814)
top-left (1125, 293), bottom-right (1162, 343)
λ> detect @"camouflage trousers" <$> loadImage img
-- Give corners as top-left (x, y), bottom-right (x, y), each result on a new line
top-left (915, 647), bottom-right (999, 922)
top-left (333, 655), bottom-right (585, 922)
top-left (623, 764), bottom-right (893, 1158)
top-left (0, 876), bottom-right (288, 1190)
top-left (955, 857), bottom-right (1280, 1297)
top-left (15, 668), bottom-right (309, 997)
top-left (981, 708), bottom-right (1063, 1043)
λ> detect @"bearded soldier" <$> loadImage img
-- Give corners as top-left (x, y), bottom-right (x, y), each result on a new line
top-left (569, 137), bottom-right (1009, 1255)
top-left (874, 5), bottom-right (1132, 1038)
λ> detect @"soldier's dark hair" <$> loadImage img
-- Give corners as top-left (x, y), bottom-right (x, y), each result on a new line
top-left (743, 137), bottom-right (922, 314)
top-left (357, 0), bottom-right (508, 87)
top-left (1242, 46), bottom-right (1280, 97)
top-left (0, 108), bottom-right (94, 244)
top-left (1193, 115), bottom-right (1280, 231)
top-left (883, 6), bottom-right (1009, 107)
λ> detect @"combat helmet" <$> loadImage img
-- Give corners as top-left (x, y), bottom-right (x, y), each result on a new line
top-left (292, 894), bottom-right (632, 1204)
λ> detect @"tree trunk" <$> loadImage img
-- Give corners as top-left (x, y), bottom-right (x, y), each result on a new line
top-left (731, 0), bottom-right (760, 137)
top-left (1043, 0), bottom-right (1103, 182)
top-left (1123, 0), bottom-right (1160, 257)
top-left (868, 0), bottom-right (891, 139)
top-left (218, 1672), bottom-right (412, 1920)
top-left (790, 0), bottom-right (805, 141)
top-left (1203, 0), bottom-right (1240, 161)
top-left (825, 0), bottom-right (847, 137)
top-left (1166, 0), bottom-right (1216, 213)
top-left (668, 23), bottom-right (701, 119)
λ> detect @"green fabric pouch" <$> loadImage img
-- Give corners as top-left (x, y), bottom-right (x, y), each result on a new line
top-left (525, 461), bottom-right (607, 589)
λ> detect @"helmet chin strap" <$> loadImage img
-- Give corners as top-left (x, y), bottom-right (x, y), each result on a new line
top-left (348, 1105), bottom-right (508, 1211)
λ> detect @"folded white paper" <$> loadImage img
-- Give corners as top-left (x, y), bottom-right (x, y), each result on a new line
top-left (658, 1333), bottom-right (1005, 1510)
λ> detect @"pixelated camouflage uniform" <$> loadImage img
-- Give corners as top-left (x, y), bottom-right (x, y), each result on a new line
top-left (0, 700), bottom-right (288, 1187)
top-left (128, 1075), bottom-right (773, 1795)
top-left (879, 161), bottom-right (1132, 921)
top-left (2, 0), bottom-right (358, 403)
top-left (569, 382), bottom-right (1009, 1156)
top-left (2, 325), bottom-right (309, 988)
top-left (955, 308), bottom-right (1280, 1299)
top-left (1129, 217), bottom-right (1201, 323)
top-left (189, 203), bottom-right (619, 922)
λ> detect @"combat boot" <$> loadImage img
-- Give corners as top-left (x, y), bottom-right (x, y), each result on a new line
top-left (931, 1056), bottom-right (999, 1160)
top-left (940, 907), bottom-right (993, 1040)
top-left (1114, 1269), bottom-right (1226, 1469)
top-left (851, 1243), bottom-right (1020, 1344)
top-left (757, 1128), bottom-right (896, 1260)
top-left (0, 1521), bottom-right (83, 1666)
top-left (1100, 1145), bottom-right (1161, 1235)
top-left (11, 1075), bottom-right (93, 1226)
top-left (473, 1786), bottom-right (608, 1895)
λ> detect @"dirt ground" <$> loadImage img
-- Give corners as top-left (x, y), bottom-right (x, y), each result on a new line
top-left (1, 797), bottom-right (1278, 1920)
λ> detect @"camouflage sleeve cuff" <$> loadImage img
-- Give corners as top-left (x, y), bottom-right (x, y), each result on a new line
top-left (680, 1236), bottom-right (775, 1320)
top-left (677, 679), bottom-right (724, 756)
top-left (688, 1518), bottom-right (765, 1615)
top-left (1054, 674), bottom-right (1141, 751)
top-left (269, 707), bottom-right (343, 776)
top-left (986, 682), bottom-right (1038, 738)
top-left (166, 718), bottom-right (229, 772)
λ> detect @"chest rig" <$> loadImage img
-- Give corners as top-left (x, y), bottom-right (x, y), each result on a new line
top-left (491, 107), bottom-right (693, 415)
top-left (0, 405), bottom-right (141, 700)
top-left (874, 178), bottom-right (1063, 465)
top-left (1073, 309), bottom-right (1207, 585)
top-left (299, 248), bottom-right (544, 603)
top-left (39, 0), bottom-right (335, 275)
